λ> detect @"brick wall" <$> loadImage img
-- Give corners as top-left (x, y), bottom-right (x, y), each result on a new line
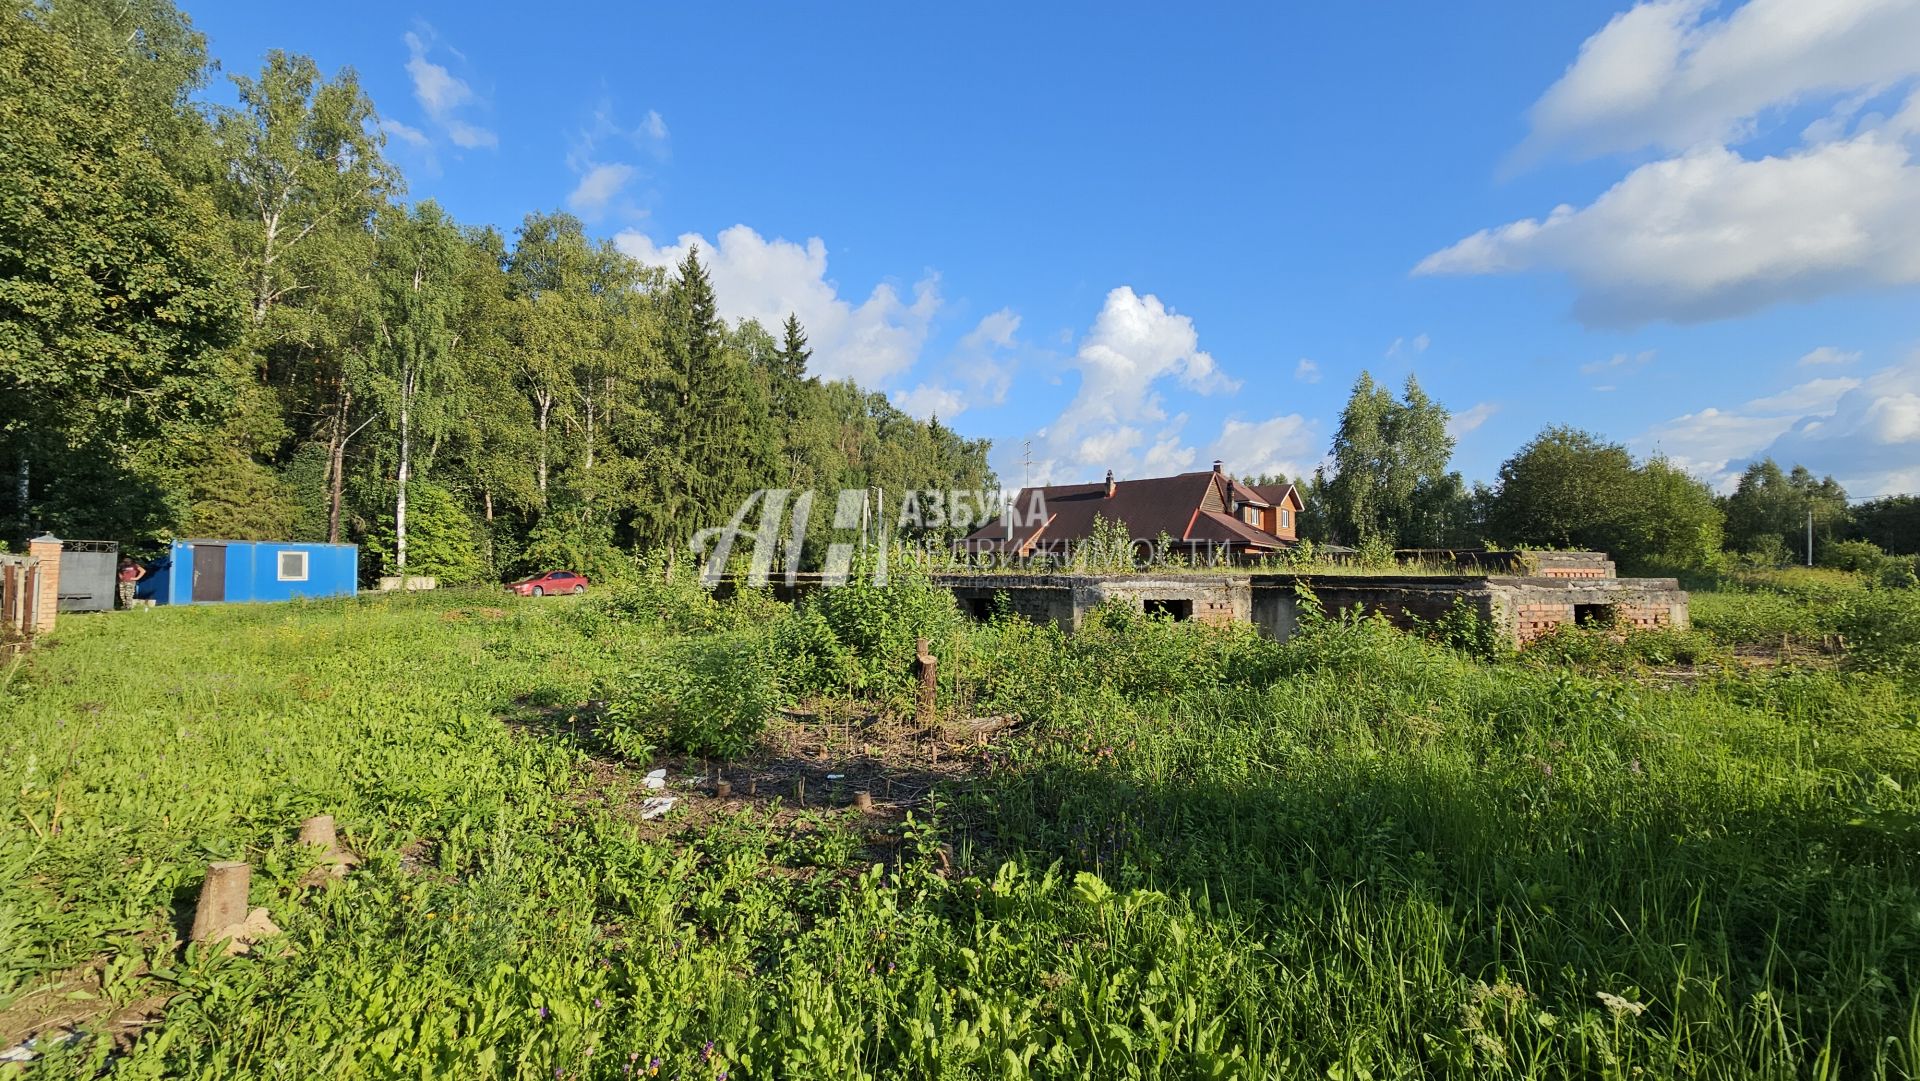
top-left (1513, 602), bottom-right (1574, 643)
top-left (1620, 604), bottom-right (1673, 631)
top-left (1196, 597), bottom-right (1238, 626)
top-left (26, 535), bottom-right (60, 635)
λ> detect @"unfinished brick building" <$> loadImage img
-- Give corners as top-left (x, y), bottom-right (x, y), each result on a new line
top-left (933, 551), bottom-right (1688, 650)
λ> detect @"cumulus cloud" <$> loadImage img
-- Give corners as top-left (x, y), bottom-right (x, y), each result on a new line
top-left (1519, 0), bottom-right (1920, 163)
top-left (1418, 132), bottom-right (1920, 326)
top-left (567, 164), bottom-right (637, 220)
top-left (889, 385), bottom-right (966, 421)
top-left (1209, 414), bottom-right (1318, 480)
top-left (403, 28), bottom-right (496, 149)
top-left (1429, 0), bottom-right (1920, 325)
top-left (615, 224), bottom-right (939, 385)
top-left (1633, 367), bottom-right (1920, 492)
top-left (1449, 401), bottom-right (1500, 438)
top-left (1799, 345), bottom-right (1862, 366)
top-left (1294, 358), bottom-right (1321, 384)
top-left (1029, 287), bottom-right (1242, 481)
top-left (889, 309), bottom-right (1023, 420)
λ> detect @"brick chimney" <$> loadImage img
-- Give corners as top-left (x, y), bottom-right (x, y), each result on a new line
top-left (27, 532), bottom-right (60, 635)
top-left (1104, 469), bottom-right (1116, 498)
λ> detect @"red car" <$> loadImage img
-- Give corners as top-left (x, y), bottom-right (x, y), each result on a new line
top-left (510, 570), bottom-right (589, 596)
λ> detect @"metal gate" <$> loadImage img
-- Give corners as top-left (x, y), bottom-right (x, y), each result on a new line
top-left (58, 539), bottom-right (118, 612)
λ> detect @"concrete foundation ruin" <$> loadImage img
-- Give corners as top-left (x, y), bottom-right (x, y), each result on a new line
top-left (933, 552), bottom-right (1687, 650)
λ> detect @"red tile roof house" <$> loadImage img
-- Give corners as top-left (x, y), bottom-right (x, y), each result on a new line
top-left (960, 460), bottom-right (1306, 565)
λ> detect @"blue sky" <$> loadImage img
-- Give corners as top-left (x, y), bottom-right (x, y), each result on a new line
top-left (188, 0), bottom-right (1920, 495)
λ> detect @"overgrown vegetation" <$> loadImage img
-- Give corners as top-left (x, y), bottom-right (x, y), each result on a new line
top-left (3, 562), bottom-right (1918, 1077)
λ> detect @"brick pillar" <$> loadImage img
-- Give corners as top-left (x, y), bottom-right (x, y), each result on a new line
top-left (27, 533), bottom-right (60, 635)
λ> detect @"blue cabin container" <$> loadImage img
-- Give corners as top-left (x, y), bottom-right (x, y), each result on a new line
top-left (136, 540), bottom-right (358, 605)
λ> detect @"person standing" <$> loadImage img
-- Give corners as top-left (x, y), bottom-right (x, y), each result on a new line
top-left (117, 556), bottom-right (145, 609)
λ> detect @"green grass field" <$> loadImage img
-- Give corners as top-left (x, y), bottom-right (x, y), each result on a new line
top-left (2, 572), bottom-right (1918, 1079)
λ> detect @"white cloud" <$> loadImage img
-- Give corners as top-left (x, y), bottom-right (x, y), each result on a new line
top-left (1755, 357), bottom-right (1920, 495)
top-left (1294, 358), bottom-right (1321, 384)
top-left (1386, 334), bottom-right (1431, 358)
top-left (1418, 132), bottom-right (1920, 326)
top-left (1636, 368), bottom-right (1903, 491)
top-left (889, 385), bottom-right (966, 420)
top-left (567, 164), bottom-right (637, 220)
top-left (889, 309), bottom-right (1023, 420)
top-left (1580, 349), bottom-right (1656, 376)
top-left (1029, 287), bottom-right (1242, 481)
top-left (403, 28), bottom-right (497, 150)
top-left (1209, 414), bottom-right (1318, 481)
top-left (1520, 0), bottom-right (1920, 163)
top-left (380, 118), bottom-right (431, 149)
top-left (614, 224), bottom-right (939, 385)
top-left (562, 100), bottom-right (669, 223)
top-left (1432, 0), bottom-right (1920, 325)
top-left (1799, 345), bottom-right (1862, 366)
top-left (1741, 376), bottom-right (1862, 414)
top-left (1449, 401), bottom-right (1500, 438)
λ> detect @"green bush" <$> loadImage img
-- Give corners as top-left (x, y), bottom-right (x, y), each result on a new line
top-left (364, 481), bottom-right (489, 584)
top-left (1880, 555), bottom-right (1919, 591)
top-left (1835, 590), bottom-right (1920, 678)
top-left (587, 552), bottom-right (729, 635)
top-left (602, 632), bottom-right (780, 760)
top-left (779, 559), bottom-right (962, 706)
top-left (1521, 622), bottom-right (1725, 671)
top-left (1690, 590), bottom-right (1827, 647)
top-left (1822, 538), bottom-right (1889, 574)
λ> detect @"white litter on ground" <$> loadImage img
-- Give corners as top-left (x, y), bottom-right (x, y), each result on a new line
top-left (642, 768), bottom-right (667, 790)
top-left (639, 796), bottom-right (676, 820)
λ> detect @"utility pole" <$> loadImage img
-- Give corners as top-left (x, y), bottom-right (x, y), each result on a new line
top-left (1022, 439), bottom-right (1032, 490)
top-left (1807, 506), bottom-right (1814, 567)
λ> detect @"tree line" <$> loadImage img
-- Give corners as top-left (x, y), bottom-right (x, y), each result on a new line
top-left (1275, 372), bottom-right (1916, 575)
top-left (0, 0), bottom-right (992, 582)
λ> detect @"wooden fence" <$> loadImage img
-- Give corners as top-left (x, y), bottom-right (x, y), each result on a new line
top-left (2, 551), bottom-right (46, 644)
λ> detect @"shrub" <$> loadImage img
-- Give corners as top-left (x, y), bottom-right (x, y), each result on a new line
top-left (364, 482), bottom-right (489, 584)
top-left (1690, 591), bottom-right (1826, 647)
top-left (601, 632), bottom-right (780, 760)
top-left (1521, 623), bottom-right (1724, 671)
top-left (588, 552), bottom-right (729, 635)
top-left (781, 558), bottom-right (963, 706)
top-left (1821, 538), bottom-right (1888, 575)
top-left (1835, 590), bottom-right (1920, 678)
top-left (1879, 555), bottom-right (1919, 591)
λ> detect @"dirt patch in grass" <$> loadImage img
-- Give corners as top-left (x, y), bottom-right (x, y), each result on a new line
top-left (0, 958), bottom-right (173, 1061)
top-left (502, 692), bottom-right (1021, 868)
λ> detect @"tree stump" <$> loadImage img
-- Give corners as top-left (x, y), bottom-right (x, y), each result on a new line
top-left (298, 814), bottom-right (336, 850)
top-left (190, 862), bottom-right (251, 945)
top-left (297, 813), bottom-right (358, 884)
top-left (715, 779), bottom-right (732, 799)
top-left (853, 790), bottom-right (874, 813)
top-left (915, 638), bottom-right (938, 727)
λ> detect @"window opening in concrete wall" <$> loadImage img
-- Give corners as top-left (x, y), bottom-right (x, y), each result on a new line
top-left (1143, 598), bottom-right (1192, 621)
top-left (964, 596), bottom-right (993, 622)
top-left (1574, 603), bottom-right (1617, 628)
